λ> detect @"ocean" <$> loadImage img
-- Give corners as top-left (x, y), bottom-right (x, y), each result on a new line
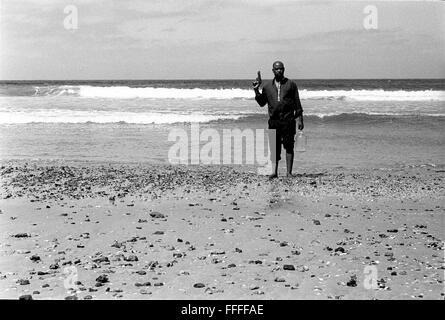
top-left (0, 79), bottom-right (444, 170)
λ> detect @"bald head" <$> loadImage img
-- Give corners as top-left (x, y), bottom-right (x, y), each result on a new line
top-left (273, 61), bottom-right (284, 68)
top-left (272, 60), bottom-right (285, 81)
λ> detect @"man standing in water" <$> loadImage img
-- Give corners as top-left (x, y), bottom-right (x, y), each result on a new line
top-left (253, 61), bottom-right (304, 179)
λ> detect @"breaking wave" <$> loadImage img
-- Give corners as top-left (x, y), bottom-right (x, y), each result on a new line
top-left (21, 85), bottom-right (445, 101)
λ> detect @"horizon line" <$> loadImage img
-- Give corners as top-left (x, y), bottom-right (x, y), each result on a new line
top-left (1, 77), bottom-right (444, 82)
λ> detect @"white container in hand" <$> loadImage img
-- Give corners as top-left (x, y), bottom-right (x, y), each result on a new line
top-left (295, 130), bottom-right (307, 152)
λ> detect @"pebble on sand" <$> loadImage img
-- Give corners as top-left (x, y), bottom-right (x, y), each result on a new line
top-left (17, 279), bottom-right (30, 285)
top-left (12, 233), bottom-right (30, 238)
top-left (30, 255), bottom-right (41, 262)
top-left (135, 282), bottom-right (151, 287)
top-left (135, 270), bottom-right (146, 275)
top-left (150, 212), bottom-right (166, 219)
top-left (124, 255), bottom-right (138, 262)
top-left (96, 274), bottom-right (109, 283)
top-left (298, 266), bottom-right (309, 272)
top-left (93, 256), bottom-right (109, 263)
top-left (346, 275), bottom-right (358, 287)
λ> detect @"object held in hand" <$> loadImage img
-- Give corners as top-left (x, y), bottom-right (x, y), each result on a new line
top-left (252, 70), bottom-right (262, 88)
top-left (295, 130), bottom-right (307, 152)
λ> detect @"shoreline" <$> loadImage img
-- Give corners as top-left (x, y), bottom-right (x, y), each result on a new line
top-left (0, 161), bottom-right (443, 299)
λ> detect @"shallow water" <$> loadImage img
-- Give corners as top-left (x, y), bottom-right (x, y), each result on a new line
top-left (1, 79), bottom-right (444, 170)
top-left (1, 116), bottom-right (443, 170)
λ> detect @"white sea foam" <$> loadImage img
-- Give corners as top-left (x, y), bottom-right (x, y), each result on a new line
top-left (78, 86), bottom-right (253, 100)
top-left (1, 109), bottom-right (443, 124)
top-left (301, 89), bottom-right (445, 101)
top-left (0, 110), bottom-right (243, 124)
top-left (33, 85), bottom-right (445, 101)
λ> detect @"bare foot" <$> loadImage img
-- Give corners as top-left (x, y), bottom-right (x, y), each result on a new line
top-left (268, 173), bottom-right (278, 180)
top-left (286, 173), bottom-right (296, 178)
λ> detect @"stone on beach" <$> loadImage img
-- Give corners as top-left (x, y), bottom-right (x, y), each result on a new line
top-left (96, 274), bottom-right (109, 284)
top-left (30, 255), bottom-right (41, 262)
top-left (17, 279), bottom-right (30, 285)
top-left (124, 255), bottom-right (138, 262)
top-left (49, 263), bottom-right (59, 270)
top-left (135, 282), bottom-right (151, 287)
top-left (12, 233), bottom-right (30, 238)
top-left (93, 256), bottom-right (109, 263)
top-left (150, 212), bottom-right (166, 219)
top-left (346, 275), bottom-right (358, 287)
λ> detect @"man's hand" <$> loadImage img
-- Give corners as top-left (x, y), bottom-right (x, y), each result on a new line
top-left (252, 70), bottom-right (262, 90)
top-left (297, 117), bottom-right (304, 131)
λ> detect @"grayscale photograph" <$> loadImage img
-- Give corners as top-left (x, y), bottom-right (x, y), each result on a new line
top-left (0, 0), bottom-right (444, 303)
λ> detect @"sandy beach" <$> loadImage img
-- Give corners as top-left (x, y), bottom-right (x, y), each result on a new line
top-left (0, 160), bottom-right (443, 300)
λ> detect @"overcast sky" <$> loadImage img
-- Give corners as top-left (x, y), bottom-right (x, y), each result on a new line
top-left (1, 0), bottom-right (444, 79)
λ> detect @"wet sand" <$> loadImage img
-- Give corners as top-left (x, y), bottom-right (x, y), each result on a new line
top-left (0, 161), bottom-right (443, 300)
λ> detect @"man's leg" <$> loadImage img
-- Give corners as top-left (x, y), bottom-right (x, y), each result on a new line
top-left (283, 123), bottom-right (296, 178)
top-left (286, 151), bottom-right (294, 177)
top-left (270, 159), bottom-right (279, 179)
top-left (268, 128), bottom-right (280, 179)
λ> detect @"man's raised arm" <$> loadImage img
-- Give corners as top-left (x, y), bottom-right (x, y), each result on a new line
top-left (254, 88), bottom-right (267, 107)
